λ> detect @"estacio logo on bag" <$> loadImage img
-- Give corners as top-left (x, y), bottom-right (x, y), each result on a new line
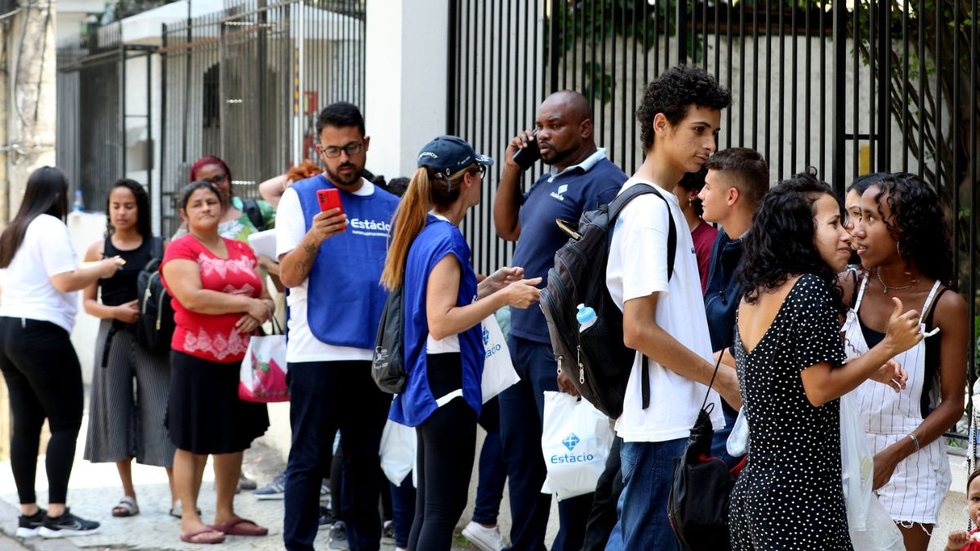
top-left (550, 432), bottom-right (596, 464)
top-left (483, 326), bottom-right (502, 359)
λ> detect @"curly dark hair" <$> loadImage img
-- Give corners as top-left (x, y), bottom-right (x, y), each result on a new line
top-left (738, 168), bottom-right (845, 315)
top-left (870, 172), bottom-right (953, 284)
top-left (636, 65), bottom-right (731, 151)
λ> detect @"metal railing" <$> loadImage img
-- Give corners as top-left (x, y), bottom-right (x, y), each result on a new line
top-left (56, 24), bottom-right (155, 215)
top-left (448, 0), bottom-right (979, 388)
top-left (159, 0), bottom-right (366, 236)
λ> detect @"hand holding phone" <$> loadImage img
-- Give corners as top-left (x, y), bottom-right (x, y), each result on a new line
top-left (512, 130), bottom-right (540, 170)
top-left (317, 188), bottom-right (344, 215)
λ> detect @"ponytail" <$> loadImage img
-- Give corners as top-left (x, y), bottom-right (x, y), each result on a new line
top-left (381, 168), bottom-right (435, 290)
top-left (380, 165), bottom-right (468, 290)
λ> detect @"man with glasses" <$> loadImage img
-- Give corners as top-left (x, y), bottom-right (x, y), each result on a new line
top-left (493, 90), bottom-right (626, 551)
top-left (276, 102), bottom-right (399, 551)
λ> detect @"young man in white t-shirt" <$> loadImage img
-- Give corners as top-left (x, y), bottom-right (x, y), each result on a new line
top-left (604, 65), bottom-right (741, 549)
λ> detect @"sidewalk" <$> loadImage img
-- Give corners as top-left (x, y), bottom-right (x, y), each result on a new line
top-left (0, 405), bottom-right (483, 550)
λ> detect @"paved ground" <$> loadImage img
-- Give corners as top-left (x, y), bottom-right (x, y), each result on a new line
top-left (0, 399), bottom-right (969, 550)
top-left (0, 406), bottom-right (491, 550)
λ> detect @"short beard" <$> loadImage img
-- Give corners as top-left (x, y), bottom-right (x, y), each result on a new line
top-left (325, 165), bottom-right (363, 188)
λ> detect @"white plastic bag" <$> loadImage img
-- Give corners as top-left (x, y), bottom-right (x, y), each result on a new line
top-left (540, 391), bottom-right (614, 501)
top-left (840, 392), bottom-right (904, 550)
top-left (379, 419), bottom-right (416, 485)
top-left (726, 407), bottom-right (750, 457)
top-left (481, 314), bottom-right (519, 403)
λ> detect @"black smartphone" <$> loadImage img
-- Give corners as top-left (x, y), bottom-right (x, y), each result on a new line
top-left (512, 132), bottom-right (541, 170)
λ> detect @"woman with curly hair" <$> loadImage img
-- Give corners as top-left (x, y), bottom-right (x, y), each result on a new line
top-left (729, 171), bottom-right (921, 550)
top-left (844, 172), bottom-right (967, 551)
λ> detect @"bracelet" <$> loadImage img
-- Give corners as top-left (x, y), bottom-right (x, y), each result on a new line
top-left (908, 432), bottom-right (920, 452)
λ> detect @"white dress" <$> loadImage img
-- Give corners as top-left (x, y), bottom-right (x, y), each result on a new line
top-left (842, 274), bottom-right (949, 525)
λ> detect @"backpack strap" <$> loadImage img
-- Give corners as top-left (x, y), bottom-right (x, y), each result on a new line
top-left (608, 183), bottom-right (677, 410)
top-left (151, 236), bottom-right (164, 260)
top-left (607, 183), bottom-right (677, 281)
top-left (242, 198), bottom-right (265, 230)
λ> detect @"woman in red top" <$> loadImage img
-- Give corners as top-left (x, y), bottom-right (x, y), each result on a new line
top-left (161, 182), bottom-right (274, 545)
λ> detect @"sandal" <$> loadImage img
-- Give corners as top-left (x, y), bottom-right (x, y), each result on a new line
top-left (111, 496), bottom-right (139, 517)
top-left (180, 526), bottom-right (226, 544)
top-left (168, 500), bottom-right (202, 520)
top-left (213, 517), bottom-right (268, 537)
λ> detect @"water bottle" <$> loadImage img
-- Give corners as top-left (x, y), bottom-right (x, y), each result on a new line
top-left (73, 189), bottom-right (84, 212)
top-left (576, 303), bottom-right (597, 332)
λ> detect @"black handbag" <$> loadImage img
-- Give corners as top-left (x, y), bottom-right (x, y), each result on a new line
top-left (667, 355), bottom-right (745, 551)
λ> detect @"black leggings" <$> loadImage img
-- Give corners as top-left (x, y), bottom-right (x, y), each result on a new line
top-left (408, 353), bottom-right (477, 551)
top-left (0, 317), bottom-right (84, 504)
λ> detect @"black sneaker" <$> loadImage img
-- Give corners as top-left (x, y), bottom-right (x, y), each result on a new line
top-left (16, 507), bottom-right (45, 538)
top-left (39, 508), bottom-right (100, 538)
top-left (318, 506), bottom-right (333, 531)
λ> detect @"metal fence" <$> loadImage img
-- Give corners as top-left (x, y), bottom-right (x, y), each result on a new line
top-left (448, 0), bottom-right (980, 384)
top-left (159, 0), bottom-right (366, 236)
top-left (56, 24), bottom-right (155, 215)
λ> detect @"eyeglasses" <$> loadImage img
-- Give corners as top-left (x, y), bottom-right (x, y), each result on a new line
top-left (202, 173), bottom-right (228, 185)
top-left (469, 165), bottom-right (487, 177)
top-left (319, 142), bottom-right (365, 159)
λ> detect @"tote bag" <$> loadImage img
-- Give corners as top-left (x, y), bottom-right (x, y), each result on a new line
top-left (239, 319), bottom-right (289, 403)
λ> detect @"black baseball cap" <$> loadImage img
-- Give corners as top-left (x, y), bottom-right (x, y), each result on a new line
top-left (417, 135), bottom-right (494, 178)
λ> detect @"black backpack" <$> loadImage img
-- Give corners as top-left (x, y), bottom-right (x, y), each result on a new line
top-left (372, 286), bottom-right (408, 394)
top-left (136, 237), bottom-right (176, 355)
top-left (241, 198), bottom-right (265, 230)
top-left (539, 183), bottom-right (676, 419)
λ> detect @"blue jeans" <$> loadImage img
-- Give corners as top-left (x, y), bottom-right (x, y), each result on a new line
top-left (283, 361), bottom-right (390, 551)
top-left (390, 477), bottom-right (416, 549)
top-left (473, 397), bottom-right (507, 525)
top-left (606, 439), bottom-right (687, 551)
top-left (499, 337), bottom-right (593, 551)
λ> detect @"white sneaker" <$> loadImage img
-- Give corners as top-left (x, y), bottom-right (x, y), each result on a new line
top-left (461, 521), bottom-right (504, 551)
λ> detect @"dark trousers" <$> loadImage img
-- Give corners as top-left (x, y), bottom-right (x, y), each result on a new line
top-left (473, 397), bottom-right (507, 526)
top-left (390, 475), bottom-right (416, 549)
top-left (283, 360), bottom-right (390, 551)
top-left (582, 436), bottom-right (624, 551)
top-left (0, 317), bottom-right (83, 505)
top-left (409, 397), bottom-right (477, 551)
top-left (499, 337), bottom-right (593, 551)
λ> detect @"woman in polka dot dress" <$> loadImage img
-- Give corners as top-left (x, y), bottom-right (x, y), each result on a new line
top-left (729, 172), bottom-right (922, 550)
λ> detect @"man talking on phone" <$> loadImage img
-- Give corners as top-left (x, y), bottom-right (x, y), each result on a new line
top-left (493, 90), bottom-right (626, 551)
top-left (276, 102), bottom-right (399, 551)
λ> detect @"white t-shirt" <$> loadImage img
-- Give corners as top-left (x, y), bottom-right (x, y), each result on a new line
top-left (0, 214), bottom-right (79, 332)
top-left (605, 178), bottom-right (724, 442)
top-left (276, 180), bottom-right (375, 363)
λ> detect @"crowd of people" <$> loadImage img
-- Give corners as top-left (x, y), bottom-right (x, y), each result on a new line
top-left (0, 63), bottom-right (972, 551)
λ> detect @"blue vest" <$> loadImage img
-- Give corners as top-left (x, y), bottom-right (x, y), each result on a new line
top-left (292, 175), bottom-right (399, 349)
top-left (389, 217), bottom-right (484, 427)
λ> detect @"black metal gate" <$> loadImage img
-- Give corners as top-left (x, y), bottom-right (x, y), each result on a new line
top-left (448, 0), bottom-right (979, 387)
top-left (56, 24), bottom-right (155, 215)
top-left (159, 0), bottom-right (366, 237)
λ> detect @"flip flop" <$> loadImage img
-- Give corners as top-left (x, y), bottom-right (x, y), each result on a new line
top-left (213, 517), bottom-right (268, 537)
top-left (180, 526), bottom-right (226, 544)
top-left (111, 496), bottom-right (139, 517)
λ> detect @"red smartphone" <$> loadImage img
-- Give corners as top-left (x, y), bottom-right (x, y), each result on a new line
top-left (317, 188), bottom-right (344, 214)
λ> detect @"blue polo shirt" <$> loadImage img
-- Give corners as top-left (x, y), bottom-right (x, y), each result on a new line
top-left (510, 149), bottom-right (627, 344)
top-left (389, 216), bottom-right (484, 427)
